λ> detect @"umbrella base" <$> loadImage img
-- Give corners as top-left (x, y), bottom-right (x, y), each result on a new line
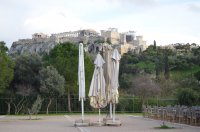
top-left (90, 121), bottom-right (105, 126)
top-left (74, 119), bottom-right (90, 127)
top-left (104, 118), bottom-right (122, 126)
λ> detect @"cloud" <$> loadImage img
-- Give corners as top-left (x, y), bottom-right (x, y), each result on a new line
top-left (188, 3), bottom-right (200, 12)
top-left (122, 0), bottom-right (157, 6)
top-left (1, 0), bottom-right (200, 48)
top-left (24, 9), bottom-right (90, 34)
top-left (57, 12), bottom-right (67, 18)
top-left (103, 0), bottom-right (157, 6)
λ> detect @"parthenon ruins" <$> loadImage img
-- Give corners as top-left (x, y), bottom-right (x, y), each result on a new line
top-left (9, 28), bottom-right (147, 55)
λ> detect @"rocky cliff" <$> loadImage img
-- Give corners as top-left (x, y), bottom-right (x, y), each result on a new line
top-left (9, 36), bottom-right (103, 56)
top-left (9, 37), bottom-right (59, 56)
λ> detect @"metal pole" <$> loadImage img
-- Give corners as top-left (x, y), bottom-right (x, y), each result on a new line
top-left (81, 98), bottom-right (84, 121)
top-left (110, 103), bottom-right (112, 118)
top-left (56, 98), bottom-right (57, 114)
top-left (113, 103), bottom-right (115, 122)
top-left (133, 96), bottom-right (134, 113)
top-left (99, 108), bottom-right (101, 123)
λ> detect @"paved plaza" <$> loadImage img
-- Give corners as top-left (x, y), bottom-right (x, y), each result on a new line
top-left (0, 114), bottom-right (200, 132)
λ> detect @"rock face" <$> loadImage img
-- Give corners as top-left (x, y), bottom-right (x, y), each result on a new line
top-left (9, 37), bottom-right (58, 56)
top-left (9, 30), bottom-right (103, 56)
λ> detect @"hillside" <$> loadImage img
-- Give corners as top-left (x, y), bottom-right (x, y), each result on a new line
top-left (119, 43), bottom-right (200, 105)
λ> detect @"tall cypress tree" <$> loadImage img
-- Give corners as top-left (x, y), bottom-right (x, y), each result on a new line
top-left (153, 40), bottom-right (156, 50)
top-left (164, 50), bottom-right (170, 79)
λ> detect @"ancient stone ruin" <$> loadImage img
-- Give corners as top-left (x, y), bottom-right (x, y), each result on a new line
top-left (9, 28), bottom-right (147, 56)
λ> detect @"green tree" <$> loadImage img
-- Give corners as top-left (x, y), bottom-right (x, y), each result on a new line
top-left (0, 41), bottom-right (8, 52)
top-left (0, 41), bottom-right (15, 93)
top-left (44, 42), bottom-right (93, 112)
top-left (39, 66), bottom-right (65, 114)
top-left (142, 45), bottom-right (157, 60)
top-left (164, 51), bottom-right (170, 79)
top-left (153, 40), bottom-right (156, 50)
top-left (155, 58), bottom-right (160, 80)
top-left (4, 87), bottom-right (16, 114)
top-left (12, 54), bottom-right (42, 114)
top-left (194, 71), bottom-right (200, 83)
top-left (28, 95), bottom-right (43, 119)
top-left (192, 47), bottom-right (200, 66)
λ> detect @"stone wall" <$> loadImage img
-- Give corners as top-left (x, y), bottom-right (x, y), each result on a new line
top-left (101, 28), bottom-right (120, 44)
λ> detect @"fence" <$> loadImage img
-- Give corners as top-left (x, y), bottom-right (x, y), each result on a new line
top-left (0, 96), bottom-right (177, 115)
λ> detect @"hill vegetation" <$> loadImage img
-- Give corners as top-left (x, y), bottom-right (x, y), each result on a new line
top-left (119, 42), bottom-right (200, 105)
top-left (0, 41), bottom-right (199, 114)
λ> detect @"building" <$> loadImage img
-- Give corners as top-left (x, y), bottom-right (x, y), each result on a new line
top-left (101, 28), bottom-right (120, 44)
top-left (32, 33), bottom-right (49, 39)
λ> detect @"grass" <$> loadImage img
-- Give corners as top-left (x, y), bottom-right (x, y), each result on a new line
top-left (171, 66), bottom-right (200, 80)
top-left (134, 61), bottom-right (155, 71)
top-left (154, 124), bottom-right (175, 129)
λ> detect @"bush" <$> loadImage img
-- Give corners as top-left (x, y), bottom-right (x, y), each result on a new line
top-left (177, 88), bottom-right (198, 106)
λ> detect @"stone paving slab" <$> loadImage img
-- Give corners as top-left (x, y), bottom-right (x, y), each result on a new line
top-left (0, 114), bottom-right (200, 132)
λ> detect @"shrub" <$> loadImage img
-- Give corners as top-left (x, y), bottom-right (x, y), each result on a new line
top-left (177, 88), bottom-right (198, 106)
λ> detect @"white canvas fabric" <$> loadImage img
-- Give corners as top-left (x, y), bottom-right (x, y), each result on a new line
top-left (78, 43), bottom-right (85, 101)
top-left (88, 53), bottom-right (107, 109)
top-left (111, 49), bottom-right (121, 104)
top-left (103, 44), bottom-right (113, 103)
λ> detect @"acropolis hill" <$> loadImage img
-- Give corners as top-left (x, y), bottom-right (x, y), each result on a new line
top-left (9, 28), bottom-right (148, 56)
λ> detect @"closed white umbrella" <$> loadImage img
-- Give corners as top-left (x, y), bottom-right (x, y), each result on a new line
top-left (111, 49), bottom-right (121, 122)
top-left (78, 43), bottom-right (85, 121)
top-left (103, 44), bottom-right (113, 118)
top-left (88, 53), bottom-right (107, 123)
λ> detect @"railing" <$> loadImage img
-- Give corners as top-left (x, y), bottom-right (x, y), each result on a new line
top-left (0, 96), bottom-right (177, 114)
top-left (143, 105), bottom-right (200, 126)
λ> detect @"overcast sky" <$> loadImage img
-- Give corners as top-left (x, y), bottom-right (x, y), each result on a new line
top-left (1, 0), bottom-right (200, 48)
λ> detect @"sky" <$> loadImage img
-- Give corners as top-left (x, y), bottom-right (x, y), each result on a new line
top-left (1, 0), bottom-right (200, 48)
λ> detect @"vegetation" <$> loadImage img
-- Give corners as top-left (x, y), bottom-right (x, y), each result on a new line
top-left (28, 95), bottom-right (43, 119)
top-left (0, 41), bottom-right (199, 114)
top-left (177, 88), bottom-right (198, 106)
top-left (0, 41), bottom-right (15, 94)
top-left (43, 42), bottom-right (94, 112)
top-left (39, 66), bottom-right (65, 114)
top-left (11, 54), bottom-right (43, 114)
top-left (119, 42), bottom-right (200, 105)
top-left (129, 75), bottom-right (160, 105)
top-left (154, 124), bottom-right (175, 129)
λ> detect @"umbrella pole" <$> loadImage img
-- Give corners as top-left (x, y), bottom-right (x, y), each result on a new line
top-left (99, 108), bottom-right (101, 123)
top-left (110, 103), bottom-right (113, 118)
top-left (113, 103), bottom-right (115, 122)
top-left (81, 98), bottom-right (84, 121)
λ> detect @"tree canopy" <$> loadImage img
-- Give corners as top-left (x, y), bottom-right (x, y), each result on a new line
top-left (13, 54), bottom-right (42, 96)
top-left (40, 66), bottom-right (65, 98)
top-left (43, 42), bottom-right (94, 111)
top-left (0, 41), bottom-right (15, 93)
top-left (39, 66), bottom-right (65, 114)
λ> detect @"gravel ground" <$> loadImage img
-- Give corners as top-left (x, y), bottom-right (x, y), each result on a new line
top-left (0, 115), bottom-right (200, 132)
